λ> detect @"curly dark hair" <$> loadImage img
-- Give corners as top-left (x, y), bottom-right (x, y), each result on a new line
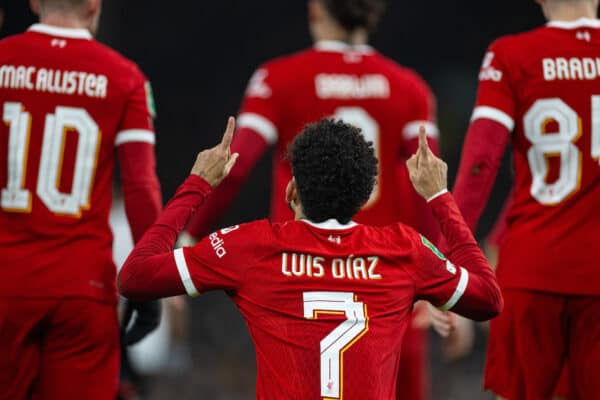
top-left (288, 119), bottom-right (378, 224)
top-left (320, 0), bottom-right (386, 33)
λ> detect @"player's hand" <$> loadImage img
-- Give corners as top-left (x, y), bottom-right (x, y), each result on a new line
top-left (428, 303), bottom-right (455, 338)
top-left (406, 126), bottom-right (448, 201)
top-left (191, 116), bottom-right (239, 187)
top-left (121, 299), bottom-right (162, 346)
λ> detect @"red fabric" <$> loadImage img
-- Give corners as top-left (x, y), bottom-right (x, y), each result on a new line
top-left (484, 289), bottom-right (600, 400)
top-left (452, 118), bottom-right (510, 233)
top-left (396, 325), bottom-right (429, 400)
top-left (119, 176), bottom-right (501, 399)
top-left (465, 26), bottom-right (600, 295)
top-left (118, 142), bottom-right (162, 243)
top-left (119, 175), bottom-right (212, 300)
top-left (0, 27), bottom-right (157, 303)
top-left (186, 127), bottom-right (269, 238)
top-left (0, 298), bottom-right (119, 400)
top-left (427, 194), bottom-right (503, 320)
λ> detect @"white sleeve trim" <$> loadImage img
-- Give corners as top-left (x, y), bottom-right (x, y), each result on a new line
top-left (402, 121), bottom-right (439, 140)
top-left (471, 106), bottom-right (515, 131)
top-left (237, 113), bottom-right (278, 144)
top-left (115, 129), bottom-right (156, 146)
top-left (173, 248), bottom-right (200, 297)
top-left (427, 189), bottom-right (448, 203)
top-left (438, 267), bottom-right (469, 311)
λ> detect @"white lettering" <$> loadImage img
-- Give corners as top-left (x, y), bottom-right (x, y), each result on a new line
top-left (209, 232), bottom-right (227, 259)
top-left (0, 65), bottom-right (15, 88)
top-left (36, 68), bottom-right (48, 91)
top-left (543, 58), bottom-right (556, 81)
top-left (0, 65), bottom-right (109, 98)
top-left (315, 74), bottom-right (390, 99)
top-left (556, 58), bottom-right (569, 80)
top-left (541, 57), bottom-right (600, 81)
top-left (569, 58), bottom-right (583, 80)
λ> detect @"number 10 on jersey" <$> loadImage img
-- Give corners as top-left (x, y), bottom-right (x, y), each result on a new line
top-left (304, 292), bottom-right (369, 399)
top-left (2, 102), bottom-right (100, 216)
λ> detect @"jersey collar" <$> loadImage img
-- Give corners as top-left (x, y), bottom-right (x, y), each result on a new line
top-left (547, 18), bottom-right (600, 30)
top-left (314, 40), bottom-right (374, 54)
top-left (28, 24), bottom-right (93, 40)
top-left (301, 218), bottom-right (358, 230)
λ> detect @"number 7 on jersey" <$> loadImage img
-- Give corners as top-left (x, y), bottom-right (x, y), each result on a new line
top-left (303, 292), bottom-right (369, 399)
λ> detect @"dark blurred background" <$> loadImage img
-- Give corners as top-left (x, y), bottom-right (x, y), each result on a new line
top-left (1, 1), bottom-right (545, 399)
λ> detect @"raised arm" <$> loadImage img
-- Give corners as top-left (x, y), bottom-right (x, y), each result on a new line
top-left (183, 65), bottom-right (282, 240)
top-left (118, 118), bottom-right (239, 301)
top-left (401, 75), bottom-right (442, 244)
top-left (182, 127), bottom-right (269, 240)
top-left (406, 127), bottom-right (503, 321)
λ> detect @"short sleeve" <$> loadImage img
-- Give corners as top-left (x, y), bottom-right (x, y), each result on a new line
top-left (115, 67), bottom-right (156, 147)
top-left (408, 233), bottom-right (469, 310)
top-left (236, 64), bottom-right (282, 145)
top-left (471, 40), bottom-right (516, 131)
top-left (172, 221), bottom-right (267, 296)
top-left (401, 73), bottom-right (439, 142)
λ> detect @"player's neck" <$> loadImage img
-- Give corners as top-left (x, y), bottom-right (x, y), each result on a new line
top-left (546, 3), bottom-right (597, 22)
top-left (39, 13), bottom-right (91, 32)
top-left (313, 25), bottom-right (369, 46)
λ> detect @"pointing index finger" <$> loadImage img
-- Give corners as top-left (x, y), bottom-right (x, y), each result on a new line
top-left (418, 125), bottom-right (429, 155)
top-left (220, 116), bottom-right (236, 150)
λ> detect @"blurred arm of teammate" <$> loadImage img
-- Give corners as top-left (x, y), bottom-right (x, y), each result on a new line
top-left (180, 126), bottom-right (269, 243)
top-left (452, 117), bottom-right (511, 232)
top-left (118, 142), bottom-right (163, 345)
top-left (118, 118), bottom-right (239, 300)
top-left (116, 79), bottom-right (164, 345)
top-left (406, 127), bottom-right (503, 321)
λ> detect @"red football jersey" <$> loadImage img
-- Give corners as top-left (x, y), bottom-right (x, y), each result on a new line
top-left (119, 176), bottom-right (501, 400)
top-left (0, 25), bottom-right (156, 303)
top-left (471, 18), bottom-right (600, 294)
top-left (237, 41), bottom-right (438, 226)
top-left (179, 193), bottom-right (473, 400)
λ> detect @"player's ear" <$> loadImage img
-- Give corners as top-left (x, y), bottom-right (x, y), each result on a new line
top-left (87, 0), bottom-right (101, 17)
top-left (308, 0), bottom-right (323, 25)
top-left (285, 179), bottom-right (296, 205)
top-left (29, 0), bottom-right (41, 15)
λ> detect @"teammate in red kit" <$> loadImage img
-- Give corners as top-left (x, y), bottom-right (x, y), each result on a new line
top-left (452, 0), bottom-right (600, 398)
top-left (119, 117), bottom-right (502, 400)
top-left (182, 1), bottom-right (441, 397)
top-left (0, 0), bottom-right (162, 398)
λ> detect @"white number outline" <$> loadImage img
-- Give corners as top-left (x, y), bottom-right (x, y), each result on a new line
top-left (524, 96), bottom-right (600, 205)
top-left (303, 291), bottom-right (369, 400)
top-left (2, 102), bottom-right (32, 212)
top-left (2, 103), bottom-right (101, 216)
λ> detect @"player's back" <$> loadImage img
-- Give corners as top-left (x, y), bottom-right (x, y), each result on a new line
top-left (0, 25), bottom-right (154, 302)
top-left (484, 20), bottom-right (600, 294)
top-left (240, 42), bottom-right (437, 226)
top-left (193, 218), bottom-right (452, 400)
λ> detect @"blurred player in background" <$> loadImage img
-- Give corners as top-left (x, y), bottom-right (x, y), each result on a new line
top-left (182, 1), bottom-right (442, 397)
top-left (451, 0), bottom-right (600, 398)
top-left (0, 0), bottom-right (162, 398)
top-left (119, 117), bottom-right (503, 400)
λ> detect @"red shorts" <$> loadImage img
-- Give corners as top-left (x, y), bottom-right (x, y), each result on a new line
top-left (396, 323), bottom-right (429, 400)
top-left (0, 298), bottom-right (120, 400)
top-left (484, 289), bottom-right (600, 400)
